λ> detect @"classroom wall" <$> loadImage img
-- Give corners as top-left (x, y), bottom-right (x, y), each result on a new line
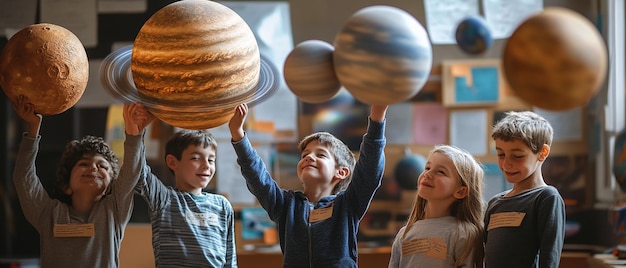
top-left (0, 0), bottom-right (613, 262)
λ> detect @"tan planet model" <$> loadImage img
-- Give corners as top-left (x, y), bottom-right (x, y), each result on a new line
top-left (0, 23), bottom-right (88, 115)
top-left (130, 0), bottom-right (264, 129)
top-left (502, 7), bottom-right (607, 111)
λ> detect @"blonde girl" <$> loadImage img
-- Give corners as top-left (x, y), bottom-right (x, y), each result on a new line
top-left (389, 145), bottom-right (485, 268)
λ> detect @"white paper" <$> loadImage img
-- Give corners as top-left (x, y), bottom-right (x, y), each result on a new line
top-left (220, 1), bottom-right (297, 142)
top-left (0, 0), bottom-right (37, 37)
top-left (98, 0), bottom-right (147, 14)
top-left (75, 59), bottom-right (123, 108)
top-left (483, 0), bottom-right (543, 39)
top-left (216, 142), bottom-right (258, 205)
top-left (423, 0), bottom-right (479, 44)
top-left (40, 0), bottom-right (98, 47)
top-left (449, 109), bottom-right (488, 155)
top-left (534, 107), bottom-right (583, 142)
top-left (386, 102), bottom-right (414, 144)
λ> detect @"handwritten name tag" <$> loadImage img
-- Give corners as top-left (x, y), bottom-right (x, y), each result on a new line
top-left (488, 212), bottom-right (526, 230)
top-left (401, 237), bottom-right (447, 260)
top-left (54, 223), bottom-right (95, 237)
top-left (309, 206), bottom-right (333, 223)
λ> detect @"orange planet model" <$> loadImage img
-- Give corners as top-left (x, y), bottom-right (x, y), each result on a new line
top-left (502, 7), bottom-right (607, 111)
top-left (0, 23), bottom-right (88, 115)
top-left (128, 0), bottom-right (277, 130)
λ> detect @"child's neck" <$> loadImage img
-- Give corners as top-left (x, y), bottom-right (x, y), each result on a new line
top-left (507, 172), bottom-right (547, 197)
top-left (175, 181), bottom-right (203, 196)
top-left (304, 186), bottom-right (334, 204)
top-left (423, 201), bottom-right (453, 219)
top-left (70, 194), bottom-right (101, 214)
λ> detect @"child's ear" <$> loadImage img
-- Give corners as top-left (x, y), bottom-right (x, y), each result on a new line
top-left (335, 166), bottom-right (350, 180)
top-left (453, 186), bottom-right (468, 199)
top-left (165, 154), bottom-right (177, 170)
top-left (538, 144), bottom-right (551, 161)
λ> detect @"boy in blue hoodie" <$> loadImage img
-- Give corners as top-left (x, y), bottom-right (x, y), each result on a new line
top-left (228, 103), bottom-right (387, 267)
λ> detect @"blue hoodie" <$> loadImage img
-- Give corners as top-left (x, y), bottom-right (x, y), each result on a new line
top-left (231, 118), bottom-right (386, 268)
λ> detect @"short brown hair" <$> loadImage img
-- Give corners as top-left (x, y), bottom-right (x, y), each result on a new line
top-left (492, 111), bottom-right (553, 154)
top-left (298, 132), bottom-right (355, 194)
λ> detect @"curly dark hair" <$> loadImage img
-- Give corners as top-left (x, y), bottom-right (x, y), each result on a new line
top-left (53, 135), bottom-right (120, 205)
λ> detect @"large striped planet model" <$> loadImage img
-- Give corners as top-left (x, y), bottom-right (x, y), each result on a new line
top-left (101, 0), bottom-right (279, 130)
top-left (333, 5), bottom-right (433, 105)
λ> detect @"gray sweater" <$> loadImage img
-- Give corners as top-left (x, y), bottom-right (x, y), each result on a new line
top-left (13, 133), bottom-right (142, 267)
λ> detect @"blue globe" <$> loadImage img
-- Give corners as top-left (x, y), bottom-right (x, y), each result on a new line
top-left (455, 16), bottom-right (493, 55)
top-left (394, 154), bottom-right (427, 190)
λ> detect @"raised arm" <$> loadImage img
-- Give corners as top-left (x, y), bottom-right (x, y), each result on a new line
top-left (112, 102), bottom-right (155, 220)
top-left (11, 95), bottom-right (48, 228)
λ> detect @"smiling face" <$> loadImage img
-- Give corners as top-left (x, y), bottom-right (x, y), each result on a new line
top-left (64, 154), bottom-right (113, 200)
top-left (167, 144), bottom-right (216, 195)
top-left (494, 138), bottom-right (545, 185)
top-left (297, 139), bottom-right (346, 194)
top-left (417, 152), bottom-right (466, 203)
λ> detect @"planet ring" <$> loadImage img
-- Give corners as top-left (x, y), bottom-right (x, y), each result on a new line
top-left (99, 45), bottom-right (279, 112)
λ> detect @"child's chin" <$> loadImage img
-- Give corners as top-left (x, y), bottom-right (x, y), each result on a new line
top-left (201, 180), bottom-right (213, 188)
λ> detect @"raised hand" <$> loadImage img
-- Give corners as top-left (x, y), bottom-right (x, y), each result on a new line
top-left (370, 105), bottom-right (388, 122)
top-left (12, 95), bottom-right (42, 138)
top-left (123, 102), bottom-right (155, 136)
top-left (228, 103), bottom-right (248, 142)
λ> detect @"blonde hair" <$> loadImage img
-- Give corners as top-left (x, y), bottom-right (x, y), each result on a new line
top-left (402, 145), bottom-right (485, 267)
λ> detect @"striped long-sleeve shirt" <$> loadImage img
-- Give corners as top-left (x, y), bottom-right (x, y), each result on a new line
top-left (134, 144), bottom-right (236, 267)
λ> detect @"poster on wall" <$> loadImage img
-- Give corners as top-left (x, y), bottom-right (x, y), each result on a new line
top-left (423, 0), bottom-right (479, 44)
top-left (483, 0), bottom-right (543, 39)
top-left (218, 1), bottom-right (298, 143)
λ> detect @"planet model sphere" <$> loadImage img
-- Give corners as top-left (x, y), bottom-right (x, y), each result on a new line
top-left (394, 154), bottom-right (426, 190)
top-left (131, 0), bottom-right (261, 129)
top-left (333, 5), bottom-right (433, 105)
top-left (455, 16), bottom-right (493, 55)
top-left (0, 23), bottom-right (88, 115)
top-left (283, 40), bottom-right (341, 103)
top-left (502, 7), bottom-right (607, 111)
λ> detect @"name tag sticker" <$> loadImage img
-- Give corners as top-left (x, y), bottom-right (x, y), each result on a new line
top-left (54, 223), bottom-right (95, 237)
top-left (401, 237), bottom-right (448, 260)
top-left (186, 211), bottom-right (220, 227)
top-left (488, 212), bottom-right (526, 230)
top-left (309, 206), bottom-right (333, 223)
top-left (401, 238), bottom-right (430, 256)
top-left (425, 237), bottom-right (447, 260)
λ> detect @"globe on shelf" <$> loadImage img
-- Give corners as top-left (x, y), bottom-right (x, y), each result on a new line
top-left (394, 152), bottom-right (426, 190)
